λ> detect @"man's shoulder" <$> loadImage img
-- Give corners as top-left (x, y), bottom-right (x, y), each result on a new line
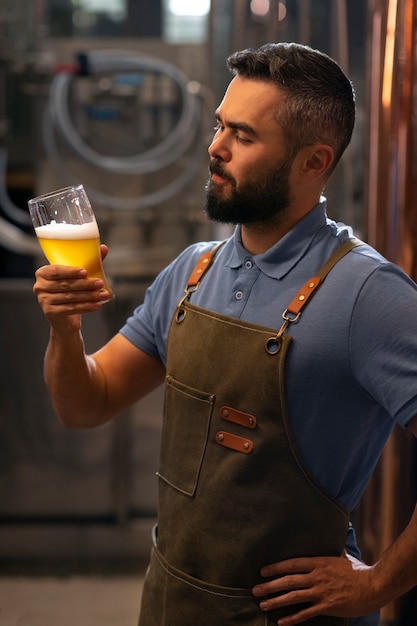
top-left (342, 239), bottom-right (415, 285)
top-left (166, 239), bottom-right (226, 276)
top-left (151, 239), bottom-right (229, 298)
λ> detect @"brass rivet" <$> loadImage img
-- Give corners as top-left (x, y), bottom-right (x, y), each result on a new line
top-left (196, 269), bottom-right (202, 274)
top-left (249, 418), bottom-right (254, 425)
top-left (309, 282), bottom-right (315, 288)
top-left (243, 443), bottom-right (249, 450)
top-left (202, 258), bottom-right (209, 264)
top-left (222, 409), bottom-right (229, 417)
top-left (298, 294), bottom-right (306, 301)
top-left (218, 434), bottom-right (224, 442)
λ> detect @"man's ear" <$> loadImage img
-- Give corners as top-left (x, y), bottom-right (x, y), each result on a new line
top-left (301, 144), bottom-right (334, 179)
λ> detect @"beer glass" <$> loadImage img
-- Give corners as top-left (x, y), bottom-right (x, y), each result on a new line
top-left (28, 184), bottom-right (114, 301)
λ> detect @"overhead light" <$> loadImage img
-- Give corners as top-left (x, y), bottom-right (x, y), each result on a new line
top-left (250, 0), bottom-right (287, 21)
top-left (278, 1), bottom-right (287, 21)
top-left (169, 0), bottom-right (210, 16)
top-left (250, 0), bottom-right (270, 18)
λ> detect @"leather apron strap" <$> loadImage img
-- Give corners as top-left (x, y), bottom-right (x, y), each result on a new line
top-left (284, 238), bottom-right (363, 319)
top-left (180, 238), bottom-right (362, 321)
top-left (266, 238), bottom-right (363, 352)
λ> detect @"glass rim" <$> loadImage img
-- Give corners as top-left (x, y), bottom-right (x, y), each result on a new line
top-left (28, 184), bottom-right (85, 205)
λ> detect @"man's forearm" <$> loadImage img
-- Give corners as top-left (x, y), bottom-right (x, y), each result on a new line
top-left (370, 503), bottom-right (417, 606)
top-left (44, 326), bottom-right (108, 429)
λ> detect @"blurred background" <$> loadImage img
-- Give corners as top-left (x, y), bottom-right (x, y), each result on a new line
top-left (0, 1), bottom-right (416, 624)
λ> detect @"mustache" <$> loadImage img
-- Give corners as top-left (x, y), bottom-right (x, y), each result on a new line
top-left (209, 161), bottom-right (235, 183)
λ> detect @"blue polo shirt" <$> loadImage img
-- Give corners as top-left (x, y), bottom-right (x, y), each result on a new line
top-left (120, 198), bottom-right (417, 513)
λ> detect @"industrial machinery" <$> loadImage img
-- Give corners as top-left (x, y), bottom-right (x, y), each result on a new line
top-left (0, 0), bottom-right (214, 571)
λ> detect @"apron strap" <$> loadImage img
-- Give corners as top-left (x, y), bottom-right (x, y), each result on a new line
top-left (178, 240), bottom-right (227, 309)
top-left (178, 236), bottom-right (364, 330)
top-left (284, 238), bottom-right (364, 320)
top-left (185, 240), bottom-right (227, 291)
top-left (263, 237), bottom-right (364, 352)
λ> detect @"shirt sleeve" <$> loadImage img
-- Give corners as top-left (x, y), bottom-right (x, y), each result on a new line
top-left (119, 241), bottom-right (218, 365)
top-left (350, 262), bottom-right (417, 427)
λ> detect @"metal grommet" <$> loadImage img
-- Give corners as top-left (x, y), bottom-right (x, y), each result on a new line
top-left (175, 307), bottom-right (187, 323)
top-left (265, 336), bottom-right (281, 355)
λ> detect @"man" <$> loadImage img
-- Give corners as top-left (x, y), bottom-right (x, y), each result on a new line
top-left (33, 43), bottom-right (417, 625)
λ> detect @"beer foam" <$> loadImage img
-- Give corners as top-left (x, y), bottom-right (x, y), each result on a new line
top-left (35, 220), bottom-right (99, 240)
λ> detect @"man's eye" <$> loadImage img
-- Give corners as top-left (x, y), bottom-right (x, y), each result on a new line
top-left (213, 124), bottom-right (223, 132)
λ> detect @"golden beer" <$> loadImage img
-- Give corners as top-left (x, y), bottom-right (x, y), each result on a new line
top-left (29, 184), bottom-right (114, 301)
top-left (35, 221), bottom-right (112, 293)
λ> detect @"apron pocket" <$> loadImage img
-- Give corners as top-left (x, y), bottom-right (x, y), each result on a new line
top-left (139, 540), bottom-right (269, 626)
top-left (139, 540), bottom-right (349, 626)
top-left (158, 376), bottom-right (215, 496)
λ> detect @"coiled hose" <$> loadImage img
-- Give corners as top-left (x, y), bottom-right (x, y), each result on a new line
top-left (43, 49), bottom-right (209, 210)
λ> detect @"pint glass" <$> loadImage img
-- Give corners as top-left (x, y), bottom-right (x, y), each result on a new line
top-left (28, 184), bottom-right (114, 301)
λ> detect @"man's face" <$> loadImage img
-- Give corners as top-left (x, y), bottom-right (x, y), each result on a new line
top-left (205, 76), bottom-right (294, 227)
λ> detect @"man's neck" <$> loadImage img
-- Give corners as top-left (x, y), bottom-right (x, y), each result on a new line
top-left (240, 215), bottom-right (302, 255)
top-left (240, 198), bottom-right (322, 255)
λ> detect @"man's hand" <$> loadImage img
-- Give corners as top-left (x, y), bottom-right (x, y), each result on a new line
top-left (33, 244), bottom-right (111, 331)
top-left (252, 553), bottom-right (381, 625)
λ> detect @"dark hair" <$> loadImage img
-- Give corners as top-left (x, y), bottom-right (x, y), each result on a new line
top-left (227, 42), bottom-right (355, 176)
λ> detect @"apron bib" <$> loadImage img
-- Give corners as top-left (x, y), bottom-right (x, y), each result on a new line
top-left (139, 240), bottom-right (361, 626)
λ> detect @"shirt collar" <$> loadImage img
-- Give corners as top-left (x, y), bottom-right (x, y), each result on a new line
top-left (224, 197), bottom-right (328, 280)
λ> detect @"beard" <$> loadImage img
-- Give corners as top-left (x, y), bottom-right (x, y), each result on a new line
top-left (204, 157), bottom-right (293, 227)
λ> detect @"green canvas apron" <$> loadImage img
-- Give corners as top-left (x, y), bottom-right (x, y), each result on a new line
top-left (139, 240), bottom-right (362, 626)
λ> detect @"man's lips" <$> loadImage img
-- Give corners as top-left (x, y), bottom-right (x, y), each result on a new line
top-left (211, 171), bottom-right (228, 184)
top-left (209, 164), bottom-right (234, 185)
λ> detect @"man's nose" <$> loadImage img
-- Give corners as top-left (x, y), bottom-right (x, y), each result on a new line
top-left (208, 132), bottom-right (231, 162)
